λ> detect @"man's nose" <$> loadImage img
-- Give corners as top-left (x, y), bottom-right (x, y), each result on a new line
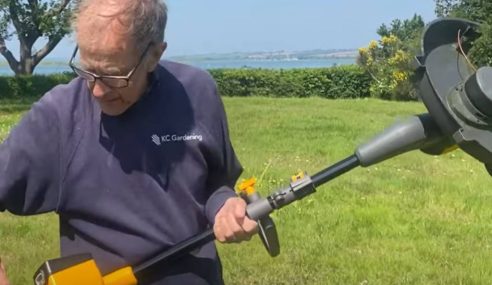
top-left (90, 79), bottom-right (112, 98)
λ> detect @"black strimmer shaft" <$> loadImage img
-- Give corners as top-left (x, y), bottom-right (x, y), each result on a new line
top-left (311, 155), bottom-right (360, 187)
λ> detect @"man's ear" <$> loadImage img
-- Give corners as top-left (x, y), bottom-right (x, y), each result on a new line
top-left (146, 42), bottom-right (167, 72)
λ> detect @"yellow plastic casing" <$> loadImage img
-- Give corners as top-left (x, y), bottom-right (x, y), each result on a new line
top-left (102, 266), bottom-right (137, 285)
top-left (442, 144), bottom-right (459, 154)
top-left (291, 172), bottom-right (305, 182)
top-left (47, 259), bottom-right (103, 285)
top-left (46, 263), bottom-right (137, 285)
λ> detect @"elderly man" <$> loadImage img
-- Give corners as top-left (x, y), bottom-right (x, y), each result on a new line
top-left (0, 0), bottom-right (256, 284)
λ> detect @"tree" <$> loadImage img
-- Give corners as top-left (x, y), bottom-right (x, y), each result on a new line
top-left (434, 0), bottom-right (492, 65)
top-left (435, 0), bottom-right (462, 17)
top-left (377, 14), bottom-right (425, 44)
top-left (434, 0), bottom-right (488, 19)
top-left (0, 0), bottom-right (73, 75)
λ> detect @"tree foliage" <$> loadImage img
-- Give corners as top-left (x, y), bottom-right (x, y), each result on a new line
top-left (434, 0), bottom-right (492, 66)
top-left (377, 14), bottom-right (425, 44)
top-left (357, 15), bottom-right (425, 100)
top-left (0, 0), bottom-right (73, 75)
top-left (435, 0), bottom-right (488, 19)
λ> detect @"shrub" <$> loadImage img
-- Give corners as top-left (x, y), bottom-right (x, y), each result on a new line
top-left (358, 36), bottom-right (418, 101)
top-left (0, 72), bottom-right (75, 98)
top-left (357, 15), bottom-right (425, 101)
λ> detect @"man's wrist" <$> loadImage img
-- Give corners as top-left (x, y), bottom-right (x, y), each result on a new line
top-left (205, 186), bottom-right (237, 224)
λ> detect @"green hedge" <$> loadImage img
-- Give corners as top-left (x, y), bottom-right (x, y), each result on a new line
top-left (0, 66), bottom-right (372, 99)
top-left (0, 72), bottom-right (75, 98)
top-left (209, 65), bottom-right (371, 99)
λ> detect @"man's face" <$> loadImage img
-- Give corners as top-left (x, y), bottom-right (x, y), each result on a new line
top-left (76, 40), bottom-right (151, 116)
top-left (75, 5), bottom-right (164, 116)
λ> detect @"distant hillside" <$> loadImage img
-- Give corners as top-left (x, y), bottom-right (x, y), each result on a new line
top-left (169, 49), bottom-right (358, 61)
top-left (0, 49), bottom-right (359, 69)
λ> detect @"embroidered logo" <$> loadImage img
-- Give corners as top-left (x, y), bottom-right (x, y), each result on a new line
top-left (151, 134), bottom-right (162, 146)
top-left (151, 133), bottom-right (203, 145)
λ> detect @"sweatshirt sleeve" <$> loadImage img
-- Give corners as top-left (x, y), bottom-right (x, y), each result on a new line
top-left (204, 83), bottom-right (243, 224)
top-left (0, 96), bottom-right (61, 215)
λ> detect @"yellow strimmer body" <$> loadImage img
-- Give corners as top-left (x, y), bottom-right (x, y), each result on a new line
top-left (33, 253), bottom-right (136, 285)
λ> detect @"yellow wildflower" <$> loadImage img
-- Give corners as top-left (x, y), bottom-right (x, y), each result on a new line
top-left (381, 35), bottom-right (398, 46)
top-left (368, 40), bottom-right (378, 50)
top-left (392, 70), bottom-right (408, 82)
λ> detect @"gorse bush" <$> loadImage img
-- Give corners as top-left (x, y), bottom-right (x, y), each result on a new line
top-left (357, 14), bottom-right (424, 101)
top-left (358, 36), bottom-right (417, 101)
top-left (0, 66), bottom-right (373, 100)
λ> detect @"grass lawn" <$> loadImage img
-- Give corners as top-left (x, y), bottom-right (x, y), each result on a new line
top-left (1, 97), bottom-right (491, 284)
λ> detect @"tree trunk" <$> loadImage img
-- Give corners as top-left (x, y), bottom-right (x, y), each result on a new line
top-left (18, 58), bottom-right (35, 75)
top-left (18, 37), bottom-right (36, 75)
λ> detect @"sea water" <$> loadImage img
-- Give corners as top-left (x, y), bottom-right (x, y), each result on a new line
top-left (0, 57), bottom-right (356, 76)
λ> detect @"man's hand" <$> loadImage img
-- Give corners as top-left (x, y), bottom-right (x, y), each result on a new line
top-left (214, 197), bottom-right (258, 243)
top-left (0, 258), bottom-right (10, 285)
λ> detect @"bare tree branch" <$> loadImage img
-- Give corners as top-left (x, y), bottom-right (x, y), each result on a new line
top-left (8, 1), bottom-right (24, 44)
top-left (33, 35), bottom-right (63, 66)
top-left (56, 0), bottom-right (71, 15)
top-left (0, 35), bottom-right (19, 72)
top-left (27, 0), bottom-right (38, 10)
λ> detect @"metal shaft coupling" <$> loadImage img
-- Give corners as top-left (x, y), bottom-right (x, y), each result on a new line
top-left (268, 172), bottom-right (316, 210)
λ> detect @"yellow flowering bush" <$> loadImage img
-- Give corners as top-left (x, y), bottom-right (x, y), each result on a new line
top-left (357, 34), bottom-right (418, 100)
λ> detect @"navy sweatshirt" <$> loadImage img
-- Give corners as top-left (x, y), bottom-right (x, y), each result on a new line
top-left (0, 61), bottom-right (242, 284)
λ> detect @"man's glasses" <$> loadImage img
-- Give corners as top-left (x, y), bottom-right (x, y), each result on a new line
top-left (68, 43), bottom-right (152, 88)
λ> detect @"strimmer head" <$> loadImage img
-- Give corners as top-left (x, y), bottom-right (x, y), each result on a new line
top-left (414, 18), bottom-right (492, 174)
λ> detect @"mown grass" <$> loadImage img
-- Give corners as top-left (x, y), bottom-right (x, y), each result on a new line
top-left (1, 97), bottom-right (491, 284)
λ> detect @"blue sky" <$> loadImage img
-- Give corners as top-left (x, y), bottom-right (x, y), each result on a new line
top-left (4, 0), bottom-right (437, 59)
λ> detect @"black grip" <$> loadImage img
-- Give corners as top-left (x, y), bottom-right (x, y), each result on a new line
top-left (241, 192), bottom-right (280, 257)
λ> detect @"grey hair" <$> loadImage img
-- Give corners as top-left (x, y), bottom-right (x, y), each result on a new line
top-left (73, 0), bottom-right (168, 53)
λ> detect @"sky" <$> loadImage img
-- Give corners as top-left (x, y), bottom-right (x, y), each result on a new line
top-left (3, 0), bottom-right (437, 59)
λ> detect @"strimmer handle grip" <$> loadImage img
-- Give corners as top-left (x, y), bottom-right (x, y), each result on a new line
top-left (239, 178), bottom-right (280, 257)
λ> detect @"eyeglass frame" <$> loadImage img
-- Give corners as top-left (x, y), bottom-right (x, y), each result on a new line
top-left (68, 42), bottom-right (153, 88)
